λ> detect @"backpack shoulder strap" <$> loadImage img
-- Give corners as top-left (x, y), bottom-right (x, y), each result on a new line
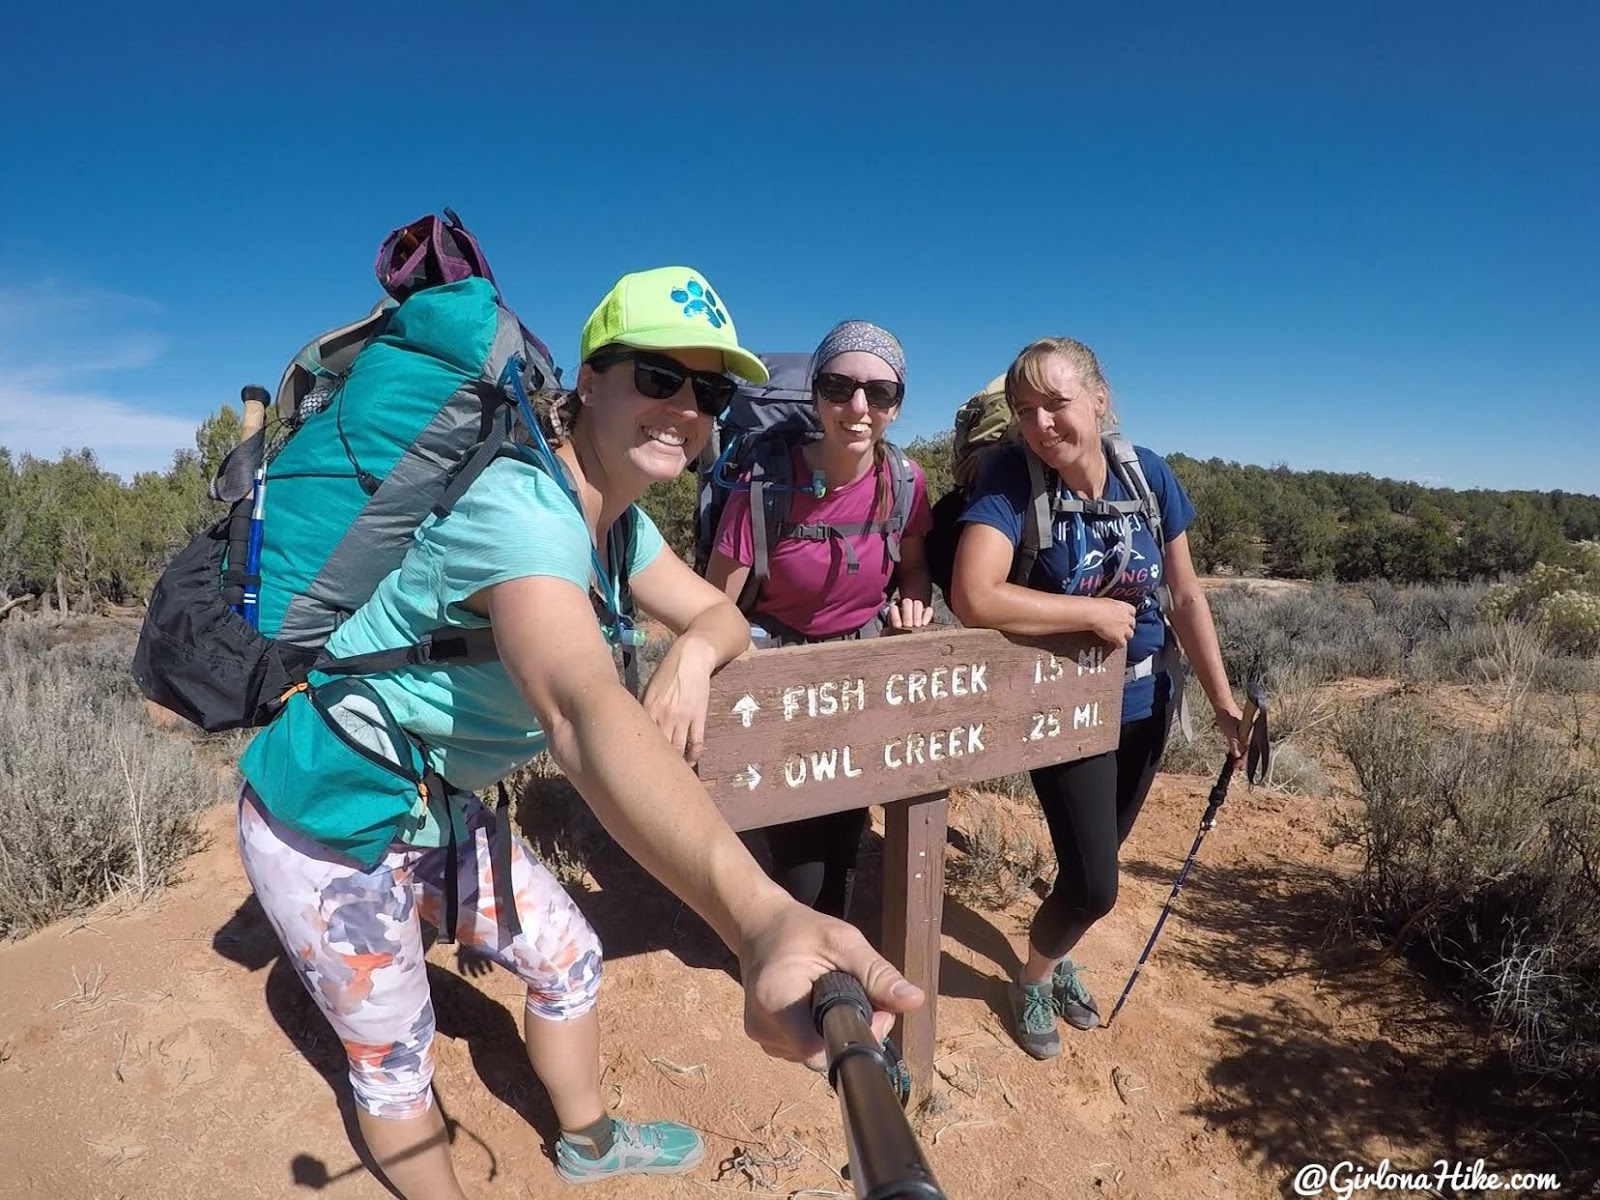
top-left (744, 436), bottom-right (798, 606)
top-left (1100, 437), bottom-right (1184, 733)
top-left (1102, 432), bottom-right (1164, 548)
top-left (433, 409), bottom-right (519, 518)
top-left (1011, 446), bottom-right (1054, 585)
top-left (692, 426), bottom-right (724, 576)
top-left (881, 441), bottom-right (916, 564)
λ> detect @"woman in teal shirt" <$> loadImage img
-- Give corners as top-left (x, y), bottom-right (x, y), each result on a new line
top-left (239, 267), bottom-right (923, 1195)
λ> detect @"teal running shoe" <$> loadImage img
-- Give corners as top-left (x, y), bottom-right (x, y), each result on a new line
top-left (1007, 976), bottom-right (1061, 1059)
top-left (1051, 958), bottom-right (1102, 1031)
top-left (554, 1117), bottom-right (704, 1185)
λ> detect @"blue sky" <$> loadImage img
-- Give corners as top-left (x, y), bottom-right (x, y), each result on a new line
top-left (1, 1), bottom-right (1595, 492)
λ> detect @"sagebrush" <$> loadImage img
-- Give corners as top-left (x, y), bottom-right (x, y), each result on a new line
top-left (0, 618), bottom-right (231, 937)
top-left (1332, 696), bottom-right (1600, 1076)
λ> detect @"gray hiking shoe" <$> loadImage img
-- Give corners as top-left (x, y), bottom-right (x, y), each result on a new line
top-left (1051, 958), bottom-right (1102, 1030)
top-left (554, 1117), bottom-right (704, 1184)
top-left (1007, 977), bottom-right (1061, 1059)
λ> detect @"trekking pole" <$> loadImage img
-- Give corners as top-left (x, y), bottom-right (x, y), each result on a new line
top-left (811, 972), bottom-right (945, 1200)
top-left (237, 385), bottom-right (270, 628)
top-left (1106, 681), bottom-right (1270, 1027)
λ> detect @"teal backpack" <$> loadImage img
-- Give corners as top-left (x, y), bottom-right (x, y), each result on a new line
top-left (132, 211), bottom-right (633, 734)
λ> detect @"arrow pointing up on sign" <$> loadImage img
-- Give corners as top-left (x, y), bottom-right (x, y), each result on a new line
top-left (734, 764), bottom-right (762, 791)
top-left (732, 695), bottom-right (759, 728)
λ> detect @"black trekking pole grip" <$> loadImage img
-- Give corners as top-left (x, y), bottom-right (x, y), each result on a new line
top-left (1200, 755), bottom-right (1237, 830)
top-left (1200, 691), bottom-right (1258, 830)
top-left (811, 972), bottom-right (946, 1200)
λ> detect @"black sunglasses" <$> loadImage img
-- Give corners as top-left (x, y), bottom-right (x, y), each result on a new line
top-left (587, 348), bottom-right (737, 416)
top-left (813, 372), bottom-right (904, 411)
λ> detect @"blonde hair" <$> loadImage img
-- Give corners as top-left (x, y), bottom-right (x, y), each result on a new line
top-left (1004, 336), bottom-right (1118, 432)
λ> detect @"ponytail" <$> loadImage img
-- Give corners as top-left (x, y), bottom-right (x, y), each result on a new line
top-left (872, 439), bottom-right (890, 522)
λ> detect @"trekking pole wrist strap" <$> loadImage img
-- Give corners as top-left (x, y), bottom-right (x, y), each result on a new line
top-left (824, 1040), bottom-right (897, 1092)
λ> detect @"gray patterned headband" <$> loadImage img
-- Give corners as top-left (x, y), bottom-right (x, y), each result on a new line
top-left (808, 319), bottom-right (906, 384)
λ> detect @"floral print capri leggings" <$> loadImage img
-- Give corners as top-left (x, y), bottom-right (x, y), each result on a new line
top-left (237, 787), bottom-right (603, 1120)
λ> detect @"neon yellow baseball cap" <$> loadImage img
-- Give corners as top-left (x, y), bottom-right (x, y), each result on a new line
top-left (579, 266), bottom-right (769, 384)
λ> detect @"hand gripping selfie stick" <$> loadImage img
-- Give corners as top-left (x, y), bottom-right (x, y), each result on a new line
top-left (811, 972), bottom-right (945, 1200)
top-left (1106, 680), bottom-right (1271, 1026)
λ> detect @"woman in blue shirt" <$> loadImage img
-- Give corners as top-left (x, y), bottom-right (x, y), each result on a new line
top-left (950, 336), bottom-right (1243, 1060)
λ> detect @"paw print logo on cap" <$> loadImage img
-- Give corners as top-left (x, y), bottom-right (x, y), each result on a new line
top-left (670, 278), bottom-right (727, 329)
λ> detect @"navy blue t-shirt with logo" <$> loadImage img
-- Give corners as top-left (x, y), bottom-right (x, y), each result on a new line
top-left (960, 442), bottom-right (1194, 723)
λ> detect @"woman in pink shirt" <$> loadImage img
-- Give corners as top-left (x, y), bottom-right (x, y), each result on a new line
top-left (707, 320), bottom-right (934, 918)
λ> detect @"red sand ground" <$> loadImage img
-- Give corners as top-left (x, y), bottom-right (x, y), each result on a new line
top-left (2, 700), bottom-right (1593, 1198)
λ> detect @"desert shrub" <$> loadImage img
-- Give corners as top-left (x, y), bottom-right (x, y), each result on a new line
top-left (489, 752), bottom-right (609, 889)
top-left (1208, 582), bottom-right (1404, 686)
top-left (1257, 661), bottom-right (1338, 744)
top-left (1268, 743), bottom-right (1331, 797)
top-left (1404, 621), bottom-right (1499, 684)
top-left (1160, 672), bottom-right (1327, 795)
top-left (1159, 675), bottom-right (1228, 776)
top-left (1485, 551), bottom-right (1600, 657)
top-left (1532, 653), bottom-right (1600, 696)
top-left (979, 772), bottom-right (1036, 804)
top-left (0, 618), bottom-right (228, 937)
top-left (1206, 578), bottom-right (1600, 692)
top-left (1540, 590), bottom-right (1600, 658)
top-left (946, 809), bottom-right (1048, 910)
top-left (1332, 697), bottom-right (1600, 1076)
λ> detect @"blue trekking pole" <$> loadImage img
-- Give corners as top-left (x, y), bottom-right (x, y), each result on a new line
top-left (1106, 681), bottom-right (1270, 1026)
top-left (236, 385), bottom-right (270, 627)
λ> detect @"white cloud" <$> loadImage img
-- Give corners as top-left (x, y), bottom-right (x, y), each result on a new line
top-left (0, 280), bottom-right (197, 479)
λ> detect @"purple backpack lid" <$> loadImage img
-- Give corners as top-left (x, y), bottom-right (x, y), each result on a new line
top-left (375, 208), bottom-right (496, 301)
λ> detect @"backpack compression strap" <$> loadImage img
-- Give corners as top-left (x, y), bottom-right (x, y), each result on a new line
top-left (312, 625), bottom-right (500, 677)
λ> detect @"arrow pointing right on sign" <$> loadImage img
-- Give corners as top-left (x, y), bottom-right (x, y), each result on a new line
top-left (732, 695), bottom-right (759, 728)
top-left (733, 764), bottom-right (762, 791)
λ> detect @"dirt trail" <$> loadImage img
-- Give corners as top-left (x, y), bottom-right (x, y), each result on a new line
top-left (1, 750), bottom-right (1591, 1198)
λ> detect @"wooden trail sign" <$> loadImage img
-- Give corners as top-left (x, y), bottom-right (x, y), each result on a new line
top-left (698, 626), bottom-right (1124, 1094)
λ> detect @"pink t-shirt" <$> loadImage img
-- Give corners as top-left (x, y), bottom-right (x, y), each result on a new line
top-left (713, 446), bottom-right (933, 638)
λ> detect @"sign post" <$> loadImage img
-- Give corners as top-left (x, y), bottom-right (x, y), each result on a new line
top-left (698, 627), bottom-right (1124, 1096)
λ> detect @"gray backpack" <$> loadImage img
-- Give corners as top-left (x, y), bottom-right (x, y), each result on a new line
top-left (694, 353), bottom-right (916, 619)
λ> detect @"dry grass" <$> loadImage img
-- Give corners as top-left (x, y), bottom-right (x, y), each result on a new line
top-left (1332, 696), bottom-right (1600, 1076)
top-left (946, 808), bottom-right (1049, 910)
top-left (489, 753), bottom-right (609, 889)
top-left (0, 617), bottom-right (231, 938)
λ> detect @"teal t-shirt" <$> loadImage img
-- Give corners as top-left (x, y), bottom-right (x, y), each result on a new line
top-left (243, 453), bottom-right (664, 849)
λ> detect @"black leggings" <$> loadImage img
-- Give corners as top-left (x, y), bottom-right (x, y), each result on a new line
top-left (758, 616), bottom-right (880, 919)
top-left (765, 807), bottom-right (870, 919)
top-left (1028, 702), bottom-right (1172, 960)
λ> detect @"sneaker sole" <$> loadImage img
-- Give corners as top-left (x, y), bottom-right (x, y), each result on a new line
top-left (557, 1142), bottom-right (706, 1185)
